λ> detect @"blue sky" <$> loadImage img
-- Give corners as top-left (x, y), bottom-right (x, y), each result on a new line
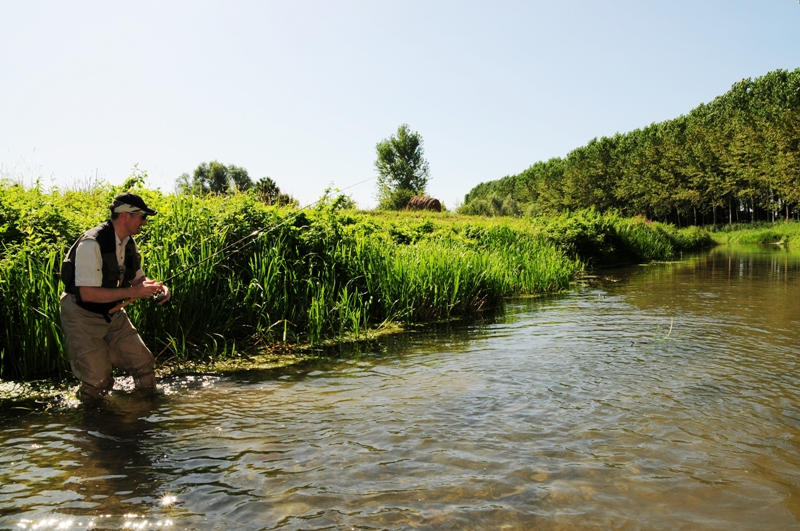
top-left (1, 1), bottom-right (798, 209)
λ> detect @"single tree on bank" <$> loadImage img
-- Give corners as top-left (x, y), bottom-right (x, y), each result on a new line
top-left (375, 124), bottom-right (430, 210)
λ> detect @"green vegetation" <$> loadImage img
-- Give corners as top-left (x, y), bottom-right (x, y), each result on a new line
top-left (375, 124), bottom-right (431, 210)
top-left (461, 68), bottom-right (800, 226)
top-left (707, 220), bottom-right (800, 246)
top-left (533, 209), bottom-right (711, 266)
top-left (175, 160), bottom-right (254, 195)
top-left (176, 161), bottom-right (296, 206)
top-left (0, 181), bottom-right (711, 381)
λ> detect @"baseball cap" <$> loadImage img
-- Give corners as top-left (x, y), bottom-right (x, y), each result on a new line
top-left (110, 193), bottom-right (158, 216)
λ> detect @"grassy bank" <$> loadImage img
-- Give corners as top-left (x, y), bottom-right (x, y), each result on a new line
top-left (707, 220), bottom-right (800, 246)
top-left (0, 183), bottom-right (712, 381)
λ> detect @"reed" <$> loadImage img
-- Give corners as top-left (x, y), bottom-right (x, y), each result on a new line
top-left (0, 244), bottom-right (66, 378)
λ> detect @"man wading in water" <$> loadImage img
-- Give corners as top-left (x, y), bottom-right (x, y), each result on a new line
top-left (60, 193), bottom-right (170, 401)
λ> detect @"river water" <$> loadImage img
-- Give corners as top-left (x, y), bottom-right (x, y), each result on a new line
top-left (2, 246), bottom-right (800, 530)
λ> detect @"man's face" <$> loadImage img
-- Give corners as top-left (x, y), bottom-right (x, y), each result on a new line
top-left (124, 211), bottom-right (148, 234)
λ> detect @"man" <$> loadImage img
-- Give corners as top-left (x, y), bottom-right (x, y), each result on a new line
top-left (60, 192), bottom-right (170, 400)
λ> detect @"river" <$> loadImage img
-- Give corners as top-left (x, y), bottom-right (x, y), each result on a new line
top-left (2, 245), bottom-right (800, 530)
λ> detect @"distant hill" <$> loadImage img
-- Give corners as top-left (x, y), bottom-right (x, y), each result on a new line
top-left (460, 68), bottom-right (800, 226)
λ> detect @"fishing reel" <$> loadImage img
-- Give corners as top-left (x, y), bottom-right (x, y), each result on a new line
top-left (152, 292), bottom-right (168, 305)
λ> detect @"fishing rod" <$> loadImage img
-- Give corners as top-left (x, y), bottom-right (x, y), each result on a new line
top-left (109, 177), bottom-right (376, 315)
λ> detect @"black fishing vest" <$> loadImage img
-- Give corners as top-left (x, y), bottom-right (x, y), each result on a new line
top-left (61, 221), bottom-right (141, 316)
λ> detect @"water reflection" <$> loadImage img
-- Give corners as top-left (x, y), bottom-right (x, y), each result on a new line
top-left (607, 245), bottom-right (800, 352)
top-left (1, 387), bottom-right (183, 530)
top-left (3, 246), bottom-right (800, 530)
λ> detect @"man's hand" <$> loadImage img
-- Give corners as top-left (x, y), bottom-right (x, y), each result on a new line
top-left (131, 279), bottom-right (164, 300)
top-left (154, 283), bottom-right (171, 305)
top-left (133, 277), bottom-right (170, 304)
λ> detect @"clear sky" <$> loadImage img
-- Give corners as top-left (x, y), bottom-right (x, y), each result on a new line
top-left (1, 1), bottom-right (798, 209)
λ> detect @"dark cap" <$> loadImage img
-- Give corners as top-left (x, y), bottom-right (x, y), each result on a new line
top-left (110, 193), bottom-right (158, 216)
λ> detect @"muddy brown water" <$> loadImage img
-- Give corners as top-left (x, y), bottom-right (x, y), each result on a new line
top-left (2, 245), bottom-right (800, 530)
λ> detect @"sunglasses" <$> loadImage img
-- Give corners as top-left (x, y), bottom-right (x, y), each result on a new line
top-left (129, 212), bottom-right (148, 220)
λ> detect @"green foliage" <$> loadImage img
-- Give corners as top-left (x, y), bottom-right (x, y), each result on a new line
top-left (177, 163), bottom-right (298, 206)
top-left (254, 176), bottom-right (280, 203)
top-left (375, 124), bottom-right (430, 210)
top-left (536, 209), bottom-right (620, 264)
top-left (315, 188), bottom-right (357, 211)
top-left (253, 176), bottom-right (295, 206)
top-left (708, 220), bottom-right (800, 245)
top-left (118, 164), bottom-right (148, 192)
top-left (250, 177), bottom-right (297, 206)
top-left (0, 179), bottom-right (108, 247)
top-left (458, 193), bottom-right (521, 217)
top-left (461, 68), bottom-right (800, 226)
top-left (177, 161), bottom-right (255, 196)
top-left (377, 187), bottom-right (415, 211)
top-left (0, 244), bottom-right (67, 378)
top-left (535, 209), bottom-right (714, 266)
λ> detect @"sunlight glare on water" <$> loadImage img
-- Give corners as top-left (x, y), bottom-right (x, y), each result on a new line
top-left (2, 246), bottom-right (800, 530)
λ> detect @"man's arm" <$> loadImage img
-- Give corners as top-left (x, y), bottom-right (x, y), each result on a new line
top-left (74, 240), bottom-right (166, 303)
top-left (78, 282), bottom-right (163, 304)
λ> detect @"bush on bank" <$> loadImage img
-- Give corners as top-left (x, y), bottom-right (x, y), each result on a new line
top-left (533, 209), bottom-right (711, 266)
top-left (0, 182), bottom-right (709, 380)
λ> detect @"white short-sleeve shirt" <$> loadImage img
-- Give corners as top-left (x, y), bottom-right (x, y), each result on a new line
top-left (74, 234), bottom-right (145, 287)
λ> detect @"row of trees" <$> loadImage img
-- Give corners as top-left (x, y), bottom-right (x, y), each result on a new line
top-left (462, 68), bottom-right (800, 225)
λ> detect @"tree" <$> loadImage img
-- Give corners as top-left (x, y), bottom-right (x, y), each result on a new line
top-left (227, 164), bottom-right (253, 192)
top-left (375, 124), bottom-right (430, 210)
top-left (253, 176), bottom-right (296, 206)
top-left (176, 161), bottom-right (254, 196)
top-left (254, 176), bottom-right (280, 204)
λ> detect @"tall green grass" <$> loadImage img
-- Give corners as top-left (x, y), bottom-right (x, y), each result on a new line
top-left (1, 183), bottom-right (711, 380)
top-left (0, 244), bottom-right (66, 377)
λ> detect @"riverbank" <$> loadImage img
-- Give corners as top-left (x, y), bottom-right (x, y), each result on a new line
top-left (708, 220), bottom-right (800, 246)
top-left (0, 183), bottom-right (712, 383)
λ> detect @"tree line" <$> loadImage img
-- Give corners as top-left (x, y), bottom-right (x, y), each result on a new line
top-left (461, 68), bottom-right (800, 226)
